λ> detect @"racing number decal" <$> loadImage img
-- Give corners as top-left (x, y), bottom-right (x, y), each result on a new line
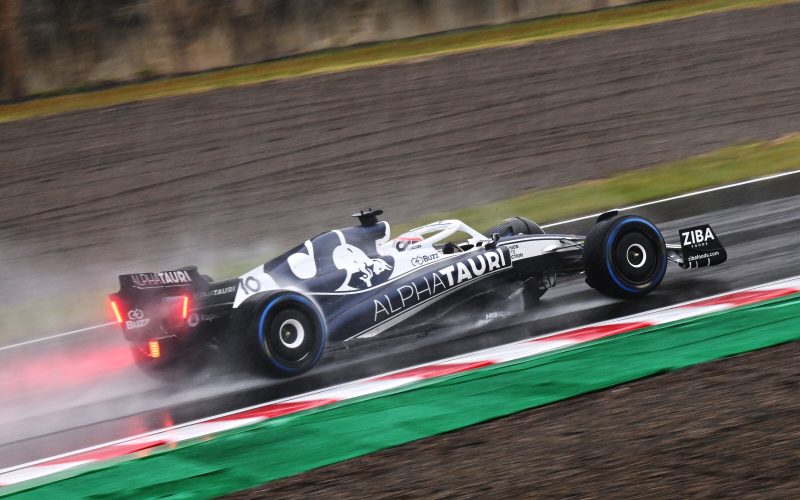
top-left (233, 268), bottom-right (279, 308)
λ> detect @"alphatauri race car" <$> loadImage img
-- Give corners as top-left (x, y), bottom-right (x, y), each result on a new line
top-left (109, 209), bottom-right (726, 376)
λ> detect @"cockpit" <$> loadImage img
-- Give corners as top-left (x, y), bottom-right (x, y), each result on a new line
top-left (386, 220), bottom-right (490, 254)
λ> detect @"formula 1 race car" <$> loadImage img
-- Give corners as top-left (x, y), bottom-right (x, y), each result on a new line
top-left (109, 209), bottom-right (726, 376)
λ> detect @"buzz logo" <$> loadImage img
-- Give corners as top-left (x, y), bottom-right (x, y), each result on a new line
top-left (411, 253), bottom-right (440, 266)
top-left (126, 308), bottom-right (149, 329)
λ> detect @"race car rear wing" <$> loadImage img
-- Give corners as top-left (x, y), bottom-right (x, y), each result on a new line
top-left (667, 224), bottom-right (727, 269)
top-left (109, 266), bottom-right (211, 340)
top-left (117, 266), bottom-right (208, 291)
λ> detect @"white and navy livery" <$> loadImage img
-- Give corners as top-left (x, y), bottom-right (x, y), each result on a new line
top-left (109, 209), bottom-right (726, 376)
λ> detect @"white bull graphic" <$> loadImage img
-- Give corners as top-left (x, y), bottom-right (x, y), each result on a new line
top-left (333, 244), bottom-right (393, 291)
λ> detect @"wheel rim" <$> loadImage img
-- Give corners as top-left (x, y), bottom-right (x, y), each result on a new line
top-left (614, 232), bottom-right (658, 285)
top-left (278, 318), bottom-right (305, 349)
top-left (264, 307), bottom-right (316, 365)
top-left (626, 243), bottom-right (647, 268)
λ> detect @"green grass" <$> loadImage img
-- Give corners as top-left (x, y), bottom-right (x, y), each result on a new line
top-left (405, 134), bottom-right (800, 232)
top-left (2, 133), bottom-right (799, 345)
top-left (1, 0), bottom-right (796, 123)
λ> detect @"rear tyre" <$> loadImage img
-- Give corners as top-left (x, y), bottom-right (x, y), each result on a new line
top-left (583, 214), bottom-right (667, 298)
top-left (250, 293), bottom-right (326, 376)
top-left (484, 216), bottom-right (544, 238)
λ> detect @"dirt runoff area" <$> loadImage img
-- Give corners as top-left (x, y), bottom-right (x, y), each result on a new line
top-left (229, 341), bottom-right (800, 498)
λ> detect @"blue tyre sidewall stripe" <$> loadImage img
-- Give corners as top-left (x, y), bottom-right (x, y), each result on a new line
top-left (257, 293), bottom-right (327, 374)
top-left (604, 217), bottom-right (667, 294)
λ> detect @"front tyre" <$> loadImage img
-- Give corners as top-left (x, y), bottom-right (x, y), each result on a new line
top-left (251, 293), bottom-right (326, 376)
top-left (583, 214), bottom-right (667, 299)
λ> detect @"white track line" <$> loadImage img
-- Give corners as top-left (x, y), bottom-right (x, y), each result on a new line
top-left (4, 168), bottom-right (799, 351)
top-left (0, 322), bottom-right (115, 352)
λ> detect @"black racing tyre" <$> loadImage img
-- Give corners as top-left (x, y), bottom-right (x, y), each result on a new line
top-left (249, 293), bottom-right (327, 377)
top-left (484, 216), bottom-right (545, 238)
top-left (583, 214), bottom-right (667, 299)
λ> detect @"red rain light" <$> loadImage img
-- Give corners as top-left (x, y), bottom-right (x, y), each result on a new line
top-left (110, 300), bottom-right (123, 324)
top-left (148, 340), bottom-right (161, 359)
top-left (181, 295), bottom-right (189, 319)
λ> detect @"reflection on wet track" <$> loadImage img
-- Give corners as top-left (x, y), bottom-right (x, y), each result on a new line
top-left (1, 177), bottom-right (799, 469)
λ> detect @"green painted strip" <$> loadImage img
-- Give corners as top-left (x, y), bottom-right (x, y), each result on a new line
top-left (6, 294), bottom-right (800, 498)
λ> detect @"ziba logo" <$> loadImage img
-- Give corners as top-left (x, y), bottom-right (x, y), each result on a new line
top-left (681, 227), bottom-right (715, 246)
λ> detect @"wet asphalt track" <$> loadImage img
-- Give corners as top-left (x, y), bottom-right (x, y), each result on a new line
top-left (1, 175), bottom-right (798, 469)
top-left (2, 3), bottom-right (800, 346)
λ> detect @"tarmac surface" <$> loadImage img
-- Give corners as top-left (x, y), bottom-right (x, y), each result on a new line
top-left (1, 176), bottom-right (798, 471)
